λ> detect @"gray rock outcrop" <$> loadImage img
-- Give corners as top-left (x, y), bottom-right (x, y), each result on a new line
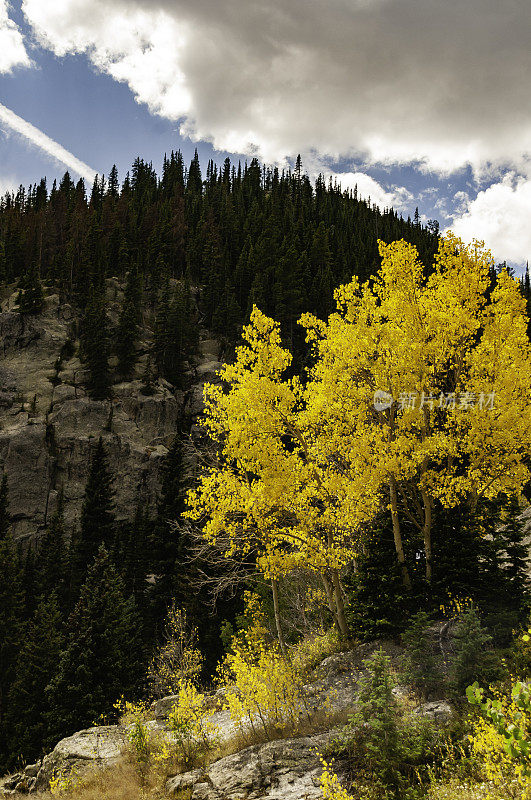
top-left (166, 733), bottom-right (330, 800)
top-left (33, 726), bottom-right (124, 791)
top-left (0, 284), bottom-right (219, 541)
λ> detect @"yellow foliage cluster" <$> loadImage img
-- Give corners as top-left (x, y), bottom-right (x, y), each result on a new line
top-left (186, 233), bottom-right (531, 618)
top-left (469, 683), bottom-right (531, 799)
top-left (439, 595), bottom-right (475, 620)
top-left (147, 605), bottom-right (203, 698)
top-left (167, 679), bottom-right (216, 745)
top-left (319, 757), bottom-right (355, 800)
top-left (218, 593), bottom-right (309, 739)
top-left (291, 627), bottom-right (341, 676)
top-left (49, 766), bottom-right (83, 796)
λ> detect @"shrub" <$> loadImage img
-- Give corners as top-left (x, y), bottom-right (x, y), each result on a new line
top-left (219, 593), bottom-right (309, 741)
top-left (466, 678), bottom-right (531, 797)
top-left (328, 647), bottom-right (444, 798)
top-left (116, 700), bottom-right (153, 785)
top-left (399, 612), bottom-right (442, 700)
top-left (291, 627), bottom-right (342, 677)
top-left (49, 765), bottom-right (83, 796)
top-left (319, 757), bottom-right (355, 800)
top-left (449, 608), bottom-right (499, 697)
top-left (147, 605), bottom-right (203, 698)
top-left (328, 648), bottom-right (400, 791)
top-left (166, 679), bottom-right (217, 769)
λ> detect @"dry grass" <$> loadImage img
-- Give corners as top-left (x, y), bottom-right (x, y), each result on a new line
top-left (20, 763), bottom-right (162, 800)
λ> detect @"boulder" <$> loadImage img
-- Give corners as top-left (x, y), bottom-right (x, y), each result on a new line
top-left (413, 700), bottom-right (453, 723)
top-left (151, 694), bottom-right (180, 720)
top-left (34, 726), bottom-right (124, 791)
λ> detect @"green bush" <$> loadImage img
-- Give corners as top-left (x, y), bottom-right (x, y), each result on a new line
top-left (328, 647), bottom-right (444, 799)
top-left (399, 612), bottom-right (442, 700)
top-left (449, 608), bottom-right (501, 697)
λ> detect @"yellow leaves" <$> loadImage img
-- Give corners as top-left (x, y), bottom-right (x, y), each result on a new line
top-left (219, 599), bottom-right (307, 739)
top-left (186, 232), bottom-right (531, 588)
top-left (468, 679), bottom-right (531, 798)
top-left (319, 756), bottom-right (355, 800)
top-left (167, 680), bottom-right (216, 744)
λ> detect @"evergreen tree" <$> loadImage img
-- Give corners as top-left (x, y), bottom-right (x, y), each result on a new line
top-left (186, 149), bottom-right (203, 194)
top-left (123, 505), bottom-right (148, 601)
top-left (37, 494), bottom-right (69, 609)
top-left (0, 534), bottom-right (24, 772)
top-left (73, 438), bottom-right (115, 587)
top-left (116, 269), bottom-right (142, 376)
top-left (15, 265), bottom-right (44, 315)
top-left (497, 494), bottom-right (530, 612)
top-left (46, 547), bottom-right (142, 742)
top-left (148, 434), bottom-right (188, 625)
top-left (6, 592), bottom-right (64, 763)
top-left (81, 290), bottom-right (111, 400)
top-left (107, 165), bottom-right (119, 199)
top-left (0, 240), bottom-right (6, 284)
top-left (345, 518), bottom-right (413, 639)
top-left (140, 352), bottom-right (156, 396)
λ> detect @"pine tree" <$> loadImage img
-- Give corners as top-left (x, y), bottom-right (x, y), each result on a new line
top-left (36, 494), bottom-right (69, 610)
top-left (123, 505), bottom-right (148, 600)
top-left (6, 592), bottom-right (64, 763)
top-left (344, 516), bottom-right (412, 639)
top-left (148, 434), bottom-right (188, 625)
top-left (46, 547), bottom-right (142, 742)
top-left (15, 265), bottom-right (44, 315)
top-left (186, 149), bottom-right (203, 195)
top-left (81, 290), bottom-right (111, 400)
top-left (140, 352), bottom-right (156, 396)
top-left (116, 269), bottom-right (142, 376)
top-left (107, 165), bottom-right (119, 199)
top-left (0, 534), bottom-right (24, 772)
top-left (497, 494), bottom-right (530, 613)
top-left (73, 438), bottom-right (115, 587)
top-left (0, 240), bottom-right (6, 285)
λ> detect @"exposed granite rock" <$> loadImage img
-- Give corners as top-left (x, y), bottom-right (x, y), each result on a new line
top-left (412, 700), bottom-right (453, 723)
top-left (33, 726), bottom-right (124, 791)
top-left (166, 733), bottom-right (330, 800)
top-left (0, 285), bottom-right (218, 541)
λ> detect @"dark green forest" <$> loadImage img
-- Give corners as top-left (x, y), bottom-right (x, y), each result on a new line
top-left (1, 153), bottom-right (529, 774)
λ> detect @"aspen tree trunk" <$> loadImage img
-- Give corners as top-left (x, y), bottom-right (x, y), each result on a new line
top-left (271, 579), bottom-right (288, 659)
top-left (321, 573), bottom-right (341, 634)
top-left (421, 490), bottom-right (433, 582)
top-left (330, 568), bottom-right (350, 638)
top-left (389, 475), bottom-right (412, 590)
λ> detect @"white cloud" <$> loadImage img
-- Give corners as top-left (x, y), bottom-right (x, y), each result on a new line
top-left (20, 0), bottom-right (531, 176)
top-left (450, 175), bottom-right (531, 266)
top-left (0, 103), bottom-right (96, 183)
top-left (0, 0), bottom-right (30, 73)
top-left (327, 171), bottom-right (412, 212)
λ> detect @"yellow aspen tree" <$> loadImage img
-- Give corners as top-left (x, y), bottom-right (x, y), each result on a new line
top-left (186, 309), bottom-right (358, 637)
top-left (186, 234), bottom-right (531, 635)
top-left (300, 234), bottom-right (531, 586)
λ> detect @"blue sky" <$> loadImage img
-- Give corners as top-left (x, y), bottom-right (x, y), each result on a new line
top-left (1, 0), bottom-right (531, 268)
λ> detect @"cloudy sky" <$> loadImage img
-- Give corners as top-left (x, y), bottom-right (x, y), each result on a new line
top-left (1, 0), bottom-right (530, 266)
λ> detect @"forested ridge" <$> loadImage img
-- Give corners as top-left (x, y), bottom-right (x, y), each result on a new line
top-left (1, 153), bottom-right (531, 785)
top-left (0, 152), bottom-right (440, 358)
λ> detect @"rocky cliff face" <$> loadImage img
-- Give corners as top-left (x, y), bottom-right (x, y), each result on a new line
top-left (0, 283), bottom-right (221, 542)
